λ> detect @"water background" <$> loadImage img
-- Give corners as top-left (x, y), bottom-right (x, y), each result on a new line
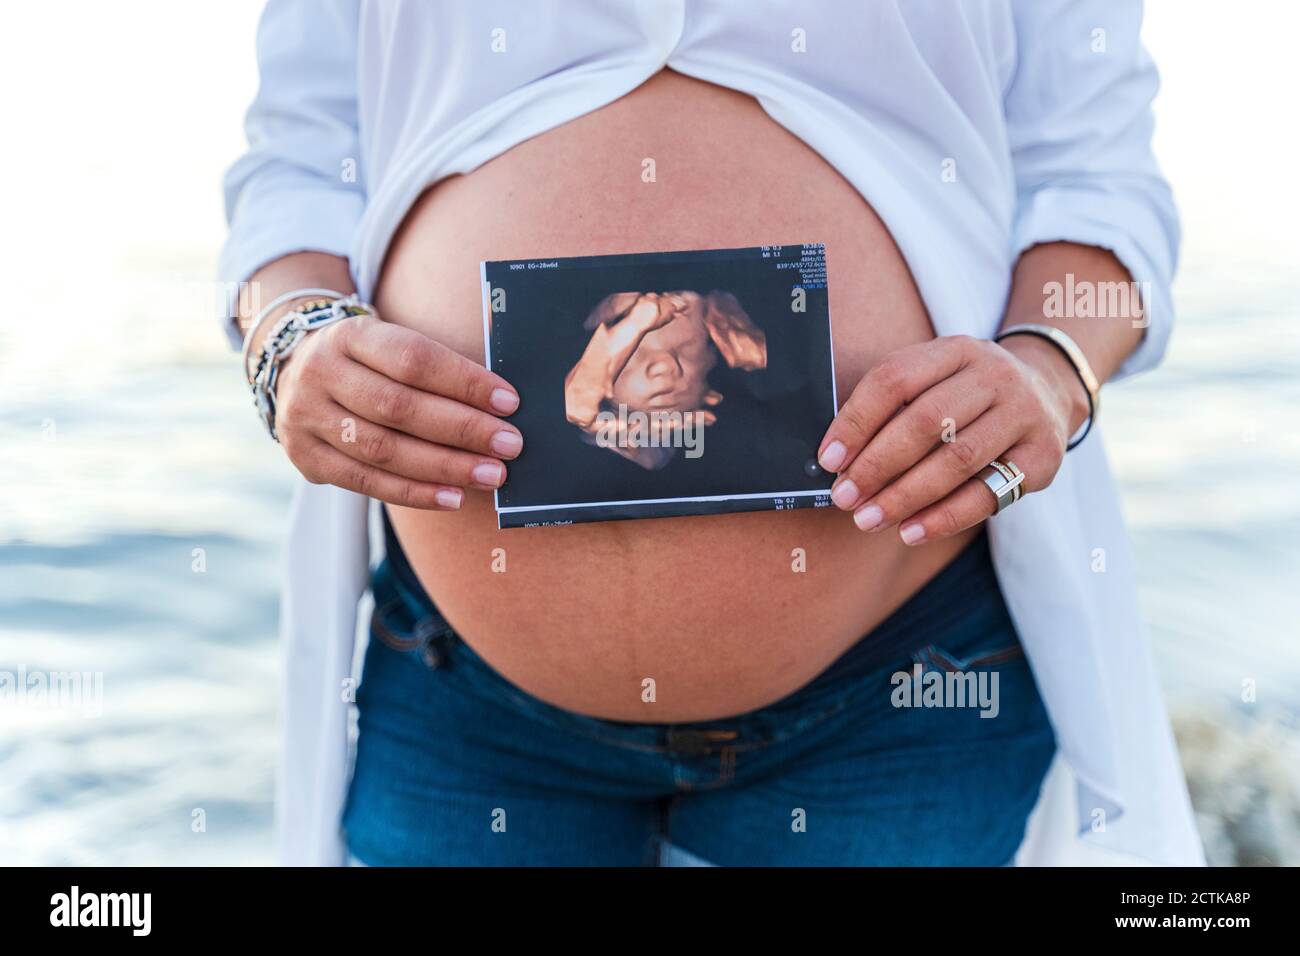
top-left (1, 1), bottom-right (1297, 865)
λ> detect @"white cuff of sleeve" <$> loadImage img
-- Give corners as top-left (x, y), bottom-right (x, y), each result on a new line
top-left (1012, 186), bottom-right (1177, 381)
top-left (217, 184), bottom-right (364, 350)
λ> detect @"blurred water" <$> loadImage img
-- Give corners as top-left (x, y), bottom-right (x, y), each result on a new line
top-left (1107, 254), bottom-right (1300, 865)
top-left (1111, 256), bottom-right (1300, 705)
top-left (0, 256), bottom-right (297, 864)
top-left (1, 244), bottom-right (1296, 865)
top-left (1, 0), bottom-right (1298, 869)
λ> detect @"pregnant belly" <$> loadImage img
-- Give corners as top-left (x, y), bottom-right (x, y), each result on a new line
top-left (375, 69), bottom-right (976, 722)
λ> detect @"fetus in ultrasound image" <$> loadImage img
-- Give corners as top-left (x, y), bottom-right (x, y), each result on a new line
top-left (563, 289), bottom-right (767, 470)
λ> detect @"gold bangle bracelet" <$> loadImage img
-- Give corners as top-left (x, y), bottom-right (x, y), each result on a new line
top-left (995, 323), bottom-right (1100, 450)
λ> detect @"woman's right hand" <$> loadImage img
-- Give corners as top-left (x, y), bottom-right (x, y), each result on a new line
top-left (273, 311), bottom-right (523, 511)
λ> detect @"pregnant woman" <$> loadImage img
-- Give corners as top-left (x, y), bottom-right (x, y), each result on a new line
top-left (222, 1), bottom-right (1203, 866)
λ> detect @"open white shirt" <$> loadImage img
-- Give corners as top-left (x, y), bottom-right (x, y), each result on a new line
top-left (220, 0), bottom-right (1204, 866)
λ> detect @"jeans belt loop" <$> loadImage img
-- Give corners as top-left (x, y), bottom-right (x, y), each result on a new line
top-left (416, 618), bottom-right (454, 670)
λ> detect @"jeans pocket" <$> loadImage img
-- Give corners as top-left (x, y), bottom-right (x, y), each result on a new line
top-left (914, 642), bottom-right (1024, 673)
top-left (910, 613), bottom-right (1026, 674)
top-left (371, 596), bottom-right (424, 652)
top-left (369, 562), bottom-right (453, 669)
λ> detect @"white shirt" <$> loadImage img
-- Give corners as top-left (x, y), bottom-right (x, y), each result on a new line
top-left (220, 0), bottom-right (1204, 866)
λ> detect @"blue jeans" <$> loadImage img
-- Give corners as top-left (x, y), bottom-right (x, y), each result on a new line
top-left (342, 528), bottom-right (1056, 866)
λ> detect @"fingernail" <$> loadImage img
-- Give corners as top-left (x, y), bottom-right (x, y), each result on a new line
top-left (435, 489), bottom-right (463, 510)
top-left (490, 430), bottom-right (522, 457)
top-left (490, 388), bottom-right (520, 414)
top-left (854, 503), bottom-right (884, 531)
top-left (831, 479), bottom-right (860, 509)
top-left (900, 522), bottom-right (926, 545)
top-left (819, 440), bottom-right (847, 472)
top-left (472, 462), bottom-right (504, 488)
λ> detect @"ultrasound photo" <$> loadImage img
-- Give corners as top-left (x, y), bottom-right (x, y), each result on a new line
top-left (481, 245), bottom-right (838, 528)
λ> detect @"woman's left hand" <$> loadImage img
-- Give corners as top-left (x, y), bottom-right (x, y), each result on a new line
top-left (816, 334), bottom-right (1088, 544)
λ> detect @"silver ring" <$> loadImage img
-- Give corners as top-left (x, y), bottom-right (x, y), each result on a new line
top-left (978, 458), bottom-right (1025, 514)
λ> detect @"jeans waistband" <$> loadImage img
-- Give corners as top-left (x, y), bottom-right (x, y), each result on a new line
top-left (375, 508), bottom-right (1007, 687)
